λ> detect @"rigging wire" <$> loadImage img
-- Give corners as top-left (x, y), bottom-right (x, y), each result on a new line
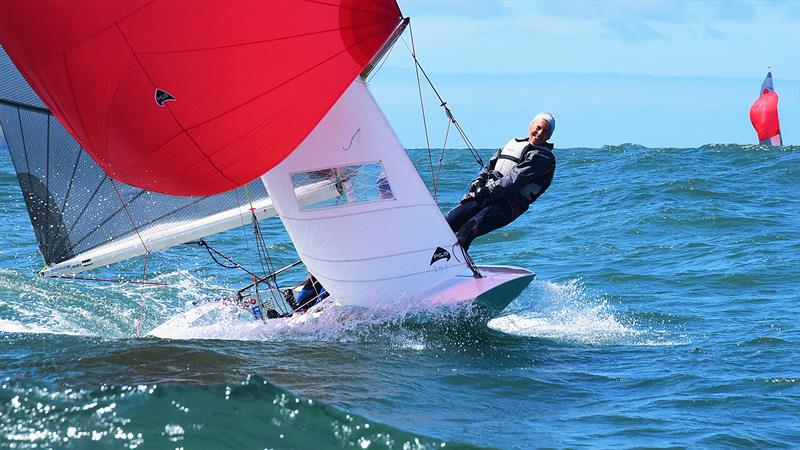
top-left (407, 21), bottom-right (438, 204)
top-left (400, 21), bottom-right (484, 279)
top-left (245, 193), bottom-right (269, 278)
top-left (109, 178), bottom-right (150, 335)
top-left (434, 119), bottom-right (452, 196)
top-left (234, 184), bottom-right (258, 279)
top-left (243, 184), bottom-right (284, 309)
top-left (399, 31), bottom-right (484, 169)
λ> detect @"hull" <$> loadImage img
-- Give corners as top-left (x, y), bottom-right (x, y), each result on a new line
top-left (417, 265), bottom-right (534, 317)
top-left (147, 265), bottom-right (534, 340)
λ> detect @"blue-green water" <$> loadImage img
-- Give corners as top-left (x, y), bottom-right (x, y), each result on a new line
top-left (1, 144), bottom-right (799, 449)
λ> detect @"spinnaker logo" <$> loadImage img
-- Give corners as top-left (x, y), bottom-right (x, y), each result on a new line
top-left (155, 88), bottom-right (176, 107)
top-left (430, 247), bottom-right (451, 265)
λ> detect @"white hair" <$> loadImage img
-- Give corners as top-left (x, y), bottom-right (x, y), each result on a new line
top-left (530, 112), bottom-right (555, 134)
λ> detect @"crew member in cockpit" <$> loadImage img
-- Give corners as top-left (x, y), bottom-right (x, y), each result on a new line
top-left (445, 112), bottom-right (557, 251)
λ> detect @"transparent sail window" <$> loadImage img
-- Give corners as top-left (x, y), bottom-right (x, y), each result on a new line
top-left (291, 162), bottom-right (394, 211)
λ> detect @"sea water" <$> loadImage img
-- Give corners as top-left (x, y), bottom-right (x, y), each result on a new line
top-left (1, 144), bottom-right (798, 448)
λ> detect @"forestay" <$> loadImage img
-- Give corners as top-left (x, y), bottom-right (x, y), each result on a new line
top-left (262, 79), bottom-right (469, 306)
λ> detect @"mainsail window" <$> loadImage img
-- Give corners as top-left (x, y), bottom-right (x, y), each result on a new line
top-left (291, 162), bottom-right (394, 211)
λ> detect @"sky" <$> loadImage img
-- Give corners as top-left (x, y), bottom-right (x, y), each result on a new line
top-left (1, 1), bottom-right (797, 149)
top-left (369, 0), bottom-right (800, 148)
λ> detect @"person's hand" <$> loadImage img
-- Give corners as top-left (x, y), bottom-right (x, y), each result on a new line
top-left (460, 186), bottom-right (490, 204)
top-left (468, 177), bottom-right (484, 194)
top-left (473, 186), bottom-right (490, 202)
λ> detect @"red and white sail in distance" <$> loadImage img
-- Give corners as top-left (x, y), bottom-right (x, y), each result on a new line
top-left (0, 0), bottom-right (402, 195)
top-left (749, 69), bottom-right (782, 146)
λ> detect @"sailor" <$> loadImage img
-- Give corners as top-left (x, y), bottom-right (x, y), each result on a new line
top-left (289, 275), bottom-right (329, 311)
top-left (445, 112), bottom-right (556, 251)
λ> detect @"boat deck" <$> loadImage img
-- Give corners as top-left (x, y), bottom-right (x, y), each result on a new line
top-left (420, 265), bottom-right (535, 316)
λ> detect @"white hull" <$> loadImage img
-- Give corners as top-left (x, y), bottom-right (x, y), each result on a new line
top-left (147, 265), bottom-right (534, 340)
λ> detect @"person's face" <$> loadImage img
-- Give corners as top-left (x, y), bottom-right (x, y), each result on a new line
top-left (529, 119), bottom-right (552, 145)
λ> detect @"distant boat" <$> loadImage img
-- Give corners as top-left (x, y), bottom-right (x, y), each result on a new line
top-left (749, 68), bottom-right (782, 146)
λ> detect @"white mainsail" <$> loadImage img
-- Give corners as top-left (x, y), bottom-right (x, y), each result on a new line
top-left (262, 78), bottom-right (470, 306)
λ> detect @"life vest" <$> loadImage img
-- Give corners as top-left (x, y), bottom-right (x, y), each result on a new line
top-left (489, 138), bottom-right (553, 205)
top-left (493, 138), bottom-right (529, 176)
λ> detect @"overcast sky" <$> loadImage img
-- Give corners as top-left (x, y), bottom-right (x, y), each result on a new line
top-left (370, 0), bottom-right (800, 148)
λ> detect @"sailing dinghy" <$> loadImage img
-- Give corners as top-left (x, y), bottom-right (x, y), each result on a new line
top-left (749, 68), bottom-right (782, 146)
top-left (0, 0), bottom-right (534, 336)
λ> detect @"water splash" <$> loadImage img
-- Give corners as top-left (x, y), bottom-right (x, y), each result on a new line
top-left (2, 264), bottom-right (485, 346)
top-left (146, 290), bottom-right (479, 346)
top-left (488, 279), bottom-right (655, 345)
top-left (0, 319), bottom-right (52, 334)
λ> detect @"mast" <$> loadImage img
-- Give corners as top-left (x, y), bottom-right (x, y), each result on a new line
top-left (362, 17), bottom-right (410, 79)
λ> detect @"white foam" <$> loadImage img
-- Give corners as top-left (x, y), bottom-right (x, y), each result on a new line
top-left (0, 319), bottom-right (53, 334)
top-left (488, 279), bottom-right (646, 345)
top-left (145, 289), bottom-right (472, 343)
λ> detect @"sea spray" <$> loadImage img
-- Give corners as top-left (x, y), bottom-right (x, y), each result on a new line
top-left (488, 279), bottom-right (646, 345)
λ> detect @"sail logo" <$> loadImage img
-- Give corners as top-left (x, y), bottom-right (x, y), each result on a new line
top-left (155, 88), bottom-right (176, 107)
top-left (430, 247), bottom-right (451, 265)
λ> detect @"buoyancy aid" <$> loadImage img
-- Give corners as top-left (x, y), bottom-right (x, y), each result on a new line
top-left (493, 138), bottom-right (529, 176)
top-left (485, 138), bottom-right (555, 207)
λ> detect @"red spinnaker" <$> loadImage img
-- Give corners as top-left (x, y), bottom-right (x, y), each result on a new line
top-left (749, 69), bottom-right (782, 146)
top-left (0, 0), bottom-right (402, 195)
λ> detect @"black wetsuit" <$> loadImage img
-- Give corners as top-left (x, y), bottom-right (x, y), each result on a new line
top-left (445, 140), bottom-right (555, 250)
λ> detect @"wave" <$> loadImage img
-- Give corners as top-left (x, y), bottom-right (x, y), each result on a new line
top-left (0, 375), bottom-right (478, 449)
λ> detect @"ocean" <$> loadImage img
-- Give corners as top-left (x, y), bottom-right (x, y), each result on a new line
top-left (1, 144), bottom-right (798, 449)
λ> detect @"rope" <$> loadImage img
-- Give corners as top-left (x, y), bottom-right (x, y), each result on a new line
top-left (457, 166), bottom-right (486, 204)
top-left (109, 178), bottom-right (149, 335)
top-left (434, 119), bottom-right (452, 196)
top-left (234, 183), bottom-right (257, 276)
top-left (243, 185), bottom-right (268, 277)
top-left (196, 239), bottom-right (245, 270)
top-left (408, 21), bottom-right (438, 204)
top-left (399, 33), bottom-right (484, 169)
top-left (243, 184), bottom-right (283, 308)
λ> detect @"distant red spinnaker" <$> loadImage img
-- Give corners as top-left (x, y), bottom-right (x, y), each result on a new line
top-left (749, 69), bottom-right (782, 146)
top-left (0, 0), bottom-right (402, 195)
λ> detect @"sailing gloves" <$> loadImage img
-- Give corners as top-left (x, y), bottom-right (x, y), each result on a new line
top-left (460, 171), bottom-right (499, 204)
top-left (461, 178), bottom-right (491, 204)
